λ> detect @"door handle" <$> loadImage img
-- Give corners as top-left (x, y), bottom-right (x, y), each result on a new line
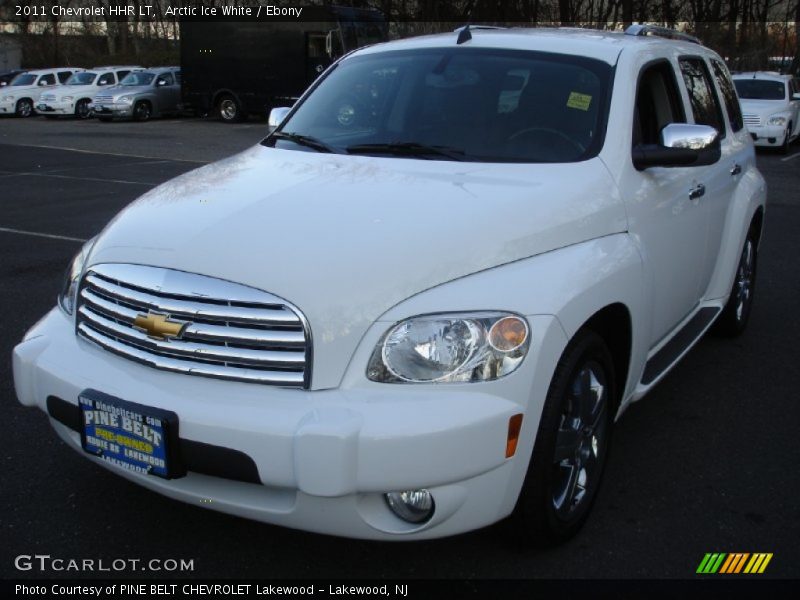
top-left (730, 163), bottom-right (742, 176)
top-left (689, 183), bottom-right (706, 200)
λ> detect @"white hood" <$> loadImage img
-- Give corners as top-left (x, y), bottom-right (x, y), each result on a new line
top-left (89, 145), bottom-right (627, 388)
top-left (739, 99), bottom-right (788, 117)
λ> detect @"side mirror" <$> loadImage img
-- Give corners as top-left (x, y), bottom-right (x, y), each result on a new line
top-left (633, 123), bottom-right (721, 170)
top-left (267, 106), bottom-right (291, 132)
top-left (157, 80), bottom-right (167, 86)
top-left (38, 80), bottom-right (49, 86)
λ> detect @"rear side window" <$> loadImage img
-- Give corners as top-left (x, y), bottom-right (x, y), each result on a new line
top-left (711, 59), bottom-right (743, 132)
top-left (57, 71), bottom-right (72, 83)
top-left (679, 57), bottom-right (726, 137)
top-left (39, 73), bottom-right (56, 85)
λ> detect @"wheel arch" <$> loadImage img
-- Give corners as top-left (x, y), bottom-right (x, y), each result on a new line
top-left (575, 303), bottom-right (632, 415)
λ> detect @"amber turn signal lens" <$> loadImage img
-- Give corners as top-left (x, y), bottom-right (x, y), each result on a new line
top-left (506, 414), bottom-right (523, 458)
top-left (488, 316), bottom-right (528, 352)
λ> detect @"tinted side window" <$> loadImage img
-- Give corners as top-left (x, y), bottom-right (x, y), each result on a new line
top-left (711, 59), bottom-right (743, 132)
top-left (39, 73), bottom-right (56, 85)
top-left (116, 70), bottom-right (131, 81)
top-left (57, 71), bottom-right (72, 83)
top-left (633, 61), bottom-right (686, 146)
top-left (679, 57), bottom-right (725, 136)
top-left (156, 73), bottom-right (174, 86)
top-left (97, 72), bottom-right (113, 86)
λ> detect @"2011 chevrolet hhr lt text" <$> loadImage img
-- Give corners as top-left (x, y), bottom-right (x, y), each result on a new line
top-left (13, 26), bottom-right (766, 544)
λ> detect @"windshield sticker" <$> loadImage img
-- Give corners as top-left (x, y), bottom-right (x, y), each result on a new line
top-left (567, 92), bottom-right (592, 111)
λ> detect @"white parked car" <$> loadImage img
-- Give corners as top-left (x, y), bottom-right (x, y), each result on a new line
top-left (733, 71), bottom-right (800, 153)
top-left (13, 26), bottom-right (766, 544)
top-left (36, 66), bottom-right (142, 119)
top-left (0, 68), bottom-right (83, 117)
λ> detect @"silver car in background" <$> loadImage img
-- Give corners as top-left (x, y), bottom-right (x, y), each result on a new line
top-left (91, 67), bottom-right (181, 121)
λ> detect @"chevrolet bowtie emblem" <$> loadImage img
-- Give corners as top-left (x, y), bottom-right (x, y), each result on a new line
top-left (133, 312), bottom-right (189, 341)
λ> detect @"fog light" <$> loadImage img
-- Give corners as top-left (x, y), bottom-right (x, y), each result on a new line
top-left (384, 489), bottom-right (434, 523)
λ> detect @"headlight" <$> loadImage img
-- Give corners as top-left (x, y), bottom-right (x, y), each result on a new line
top-left (768, 115), bottom-right (787, 126)
top-left (3, 95), bottom-right (14, 101)
top-left (61, 95), bottom-right (74, 102)
top-left (58, 238), bottom-right (95, 315)
top-left (367, 312), bottom-right (530, 383)
top-left (118, 95), bottom-right (133, 104)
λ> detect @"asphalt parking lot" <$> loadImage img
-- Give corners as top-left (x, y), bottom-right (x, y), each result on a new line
top-left (1, 117), bottom-right (799, 580)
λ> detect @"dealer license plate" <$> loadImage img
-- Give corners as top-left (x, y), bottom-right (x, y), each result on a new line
top-left (79, 389), bottom-right (183, 479)
top-left (36, 103), bottom-right (47, 111)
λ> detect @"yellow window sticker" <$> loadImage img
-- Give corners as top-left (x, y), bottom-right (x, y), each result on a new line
top-left (567, 92), bottom-right (592, 111)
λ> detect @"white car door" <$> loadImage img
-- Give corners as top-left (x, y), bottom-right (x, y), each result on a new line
top-left (619, 57), bottom-right (711, 345)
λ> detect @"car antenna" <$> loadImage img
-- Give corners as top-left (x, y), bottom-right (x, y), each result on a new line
top-left (456, 0), bottom-right (475, 44)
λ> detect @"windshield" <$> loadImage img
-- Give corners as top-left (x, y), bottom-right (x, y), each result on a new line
top-left (66, 72), bottom-right (97, 85)
top-left (734, 79), bottom-right (786, 100)
top-left (10, 74), bottom-right (36, 86)
top-left (120, 72), bottom-right (154, 86)
top-left (267, 48), bottom-right (611, 163)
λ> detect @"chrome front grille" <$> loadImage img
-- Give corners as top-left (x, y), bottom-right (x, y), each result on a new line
top-left (94, 94), bottom-right (113, 103)
top-left (743, 114), bottom-right (761, 126)
top-left (76, 264), bottom-right (310, 387)
top-left (39, 92), bottom-right (56, 102)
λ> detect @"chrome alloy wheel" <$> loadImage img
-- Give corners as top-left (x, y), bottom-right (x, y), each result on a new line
top-left (220, 98), bottom-right (238, 121)
top-left (551, 361), bottom-right (608, 518)
top-left (734, 239), bottom-right (755, 322)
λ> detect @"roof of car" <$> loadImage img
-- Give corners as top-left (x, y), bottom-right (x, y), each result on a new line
top-left (732, 71), bottom-right (792, 81)
top-left (92, 65), bottom-right (144, 70)
top-left (355, 27), bottom-right (710, 65)
top-left (24, 67), bottom-right (85, 75)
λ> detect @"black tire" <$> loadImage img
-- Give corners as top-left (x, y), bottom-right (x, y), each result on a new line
top-left (780, 127), bottom-right (791, 154)
top-left (133, 101), bottom-right (152, 122)
top-left (75, 99), bottom-right (92, 119)
top-left (712, 230), bottom-right (758, 337)
top-left (511, 330), bottom-right (615, 546)
top-left (15, 98), bottom-right (33, 118)
top-left (217, 94), bottom-right (243, 123)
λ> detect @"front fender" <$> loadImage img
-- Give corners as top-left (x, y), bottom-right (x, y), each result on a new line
top-left (366, 233), bottom-right (647, 409)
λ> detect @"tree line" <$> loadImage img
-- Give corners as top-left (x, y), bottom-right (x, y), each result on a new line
top-left (3, 0), bottom-right (798, 73)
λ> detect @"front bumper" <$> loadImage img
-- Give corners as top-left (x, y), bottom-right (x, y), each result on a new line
top-left (90, 102), bottom-right (133, 118)
top-left (746, 124), bottom-right (787, 146)
top-left (13, 308), bottom-right (564, 540)
top-left (36, 100), bottom-right (74, 115)
top-left (0, 99), bottom-right (16, 114)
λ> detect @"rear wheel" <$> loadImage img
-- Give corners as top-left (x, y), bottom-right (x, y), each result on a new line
top-left (713, 231), bottom-right (758, 336)
top-left (15, 98), bottom-right (33, 117)
top-left (512, 330), bottom-right (615, 546)
top-left (217, 94), bottom-right (243, 123)
top-left (75, 99), bottom-right (91, 119)
top-left (133, 101), bottom-right (152, 122)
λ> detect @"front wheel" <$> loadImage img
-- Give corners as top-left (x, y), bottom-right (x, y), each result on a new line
top-left (217, 94), bottom-right (243, 123)
top-left (511, 330), bottom-right (615, 546)
top-left (75, 99), bottom-right (92, 119)
top-left (15, 98), bottom-right (33, 117)
top-left (712, 233), bottom-right (758, 336)
top-left (133, 101), bottom-right (152, 122)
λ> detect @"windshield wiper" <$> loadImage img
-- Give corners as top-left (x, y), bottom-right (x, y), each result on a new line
top-left (271, 131), bottom-right (340, 154)
top-left (346, 142), bottom-right (466, 161)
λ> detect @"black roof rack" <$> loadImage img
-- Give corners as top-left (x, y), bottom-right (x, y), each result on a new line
top-left (625, 24), bottom-right (701, 45)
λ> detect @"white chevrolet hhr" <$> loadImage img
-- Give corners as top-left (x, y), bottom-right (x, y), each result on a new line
top-left (13, 25), bottom-right (766, 544)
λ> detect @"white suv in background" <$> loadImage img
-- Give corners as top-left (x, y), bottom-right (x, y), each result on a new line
top-left (0, 68), bottom-right (83, 117)
top-left (36, 66), bottom-right (142, 119)
top-left (13, 26), bottom-right (765, 545)
top-left (733, 71), bottom-right (800, 153)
